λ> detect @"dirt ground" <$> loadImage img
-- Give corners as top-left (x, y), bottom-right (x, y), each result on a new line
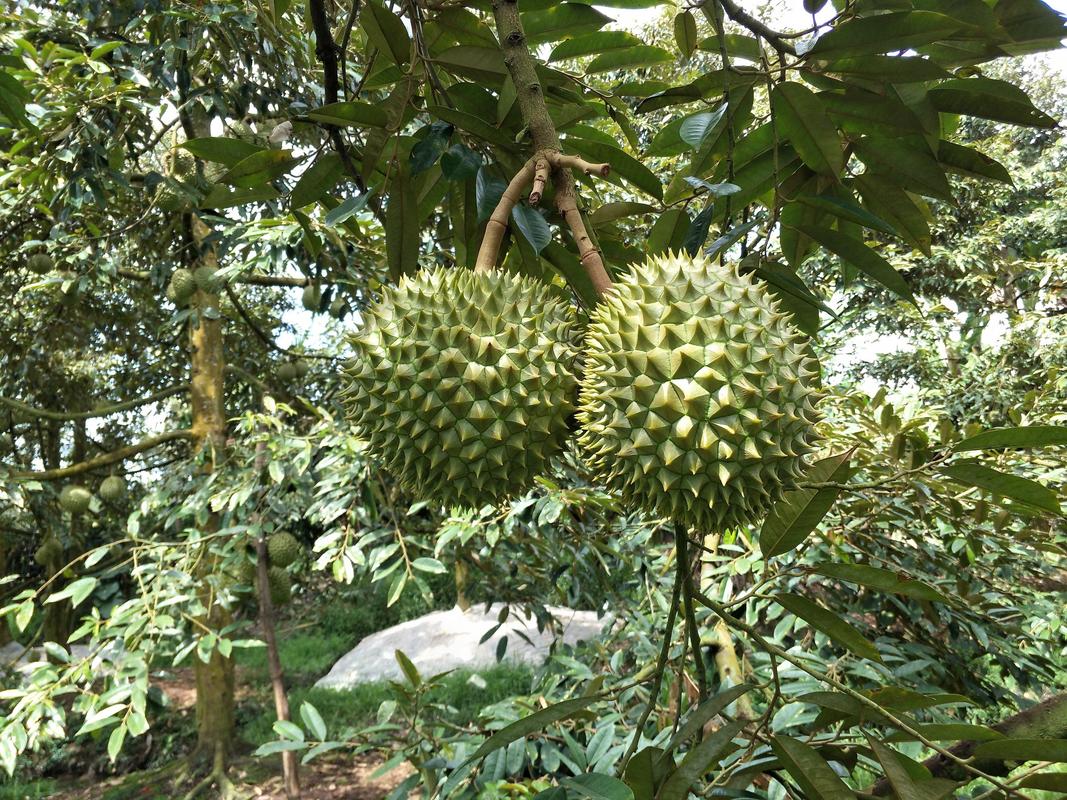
top-left (238, 755), bottom-right (414, 800)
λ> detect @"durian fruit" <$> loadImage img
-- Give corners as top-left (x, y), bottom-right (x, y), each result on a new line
top-left (59, 485), bottom-right (93, 515)
top-left (57, 271), bottom-right (80, 306)
top-left (168, 268), bottom-right (196, 305)
top-left (344, 267), bottom-right (578, 508)
top-left (193, 266), bottom-right (219, 293)
top-left (293, 359), bottom-right (310, 379)
top-left (277, 362), bottom-right (298, 382)
top-left (267, 531), bottom-right (301, 568)
top-left (99, 475), bottom-right (127, 502)
top-left (237, 559), bottom-right (257, 587)
top-left (34, 537), bottom-right (62, 566)
top-left (577, 253), bottom-right (822, 532)
top-left (267, 566), bottom-right (292, 606)
top-left (28, 253), bottom-right (53, 274)
top-left (301, 284), bottom-right (322, 312)
top-left (328, 297), bottom-right (347, 319)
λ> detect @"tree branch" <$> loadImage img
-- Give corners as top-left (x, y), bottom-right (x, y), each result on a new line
top-left (0, 386), bottom-right (188, 422)
top-left (474, 158), bottom-right (535, 272)
top-left (116, 268), bottom-right (309, 287)
top-left (702, 0), bottom-right (797, 56)
top-left (6, 430), bottom-right (196, 481)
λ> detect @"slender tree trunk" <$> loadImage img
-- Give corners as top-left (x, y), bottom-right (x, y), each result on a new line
top-left (188, 216), bottom-right (236, 761)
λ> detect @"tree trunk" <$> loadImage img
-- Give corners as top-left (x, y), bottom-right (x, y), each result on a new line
top-left (188, 216), bottom-right (236, 760)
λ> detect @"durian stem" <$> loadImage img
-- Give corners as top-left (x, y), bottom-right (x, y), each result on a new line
top-left (8, 430), bottom-right (196, 480)
top-left (674, 524), bottom-right (708, 703)
top-left (490, 0), bottom-right (613, 297)
top-left (474, 158), bottom-right (536, 273)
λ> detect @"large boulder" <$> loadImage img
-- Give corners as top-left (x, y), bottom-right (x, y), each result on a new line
top-left (315, 603), bottom-right (607, 688)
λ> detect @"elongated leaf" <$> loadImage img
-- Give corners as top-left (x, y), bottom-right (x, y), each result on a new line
top-left (696, 34), bottom-right (762, 61)
top-left (674, 11), bottom-right (698, 58)
top-left (462, 696), bottom-right (599, 766)
top-left (522, 4), bottom-right (613, 44)
top-left (955, 425), bottom-right (1067, 451)
top-left (1020, 773), bottom-right (1067, 792)
top-left (665, 685), bottom-right (754, 754)
top-left (440, 143), bottom-right (483, 181)
top-left (511, 204), bottom-right (551, 253)
top-left (588, 202), bottom-right (656, 225)
top-left (549, 31), bottom-right (641, 61)
top-left (201, 184), bottom-right (280, 209)
top-left (323, 192), bottom-right (371, 226)
top-left (565, 138), bottom-right (662, 200)
top-left (936, 141), bottom-right (1011, 183)
top-left (760, 450), bottom-right (854, 557)
top-left (809, 12), bottom-right (964, 58)
top-left (680, 105), bottom-right (728, 150)
top-left (886, 724), bottom-right (1002, 743)
top-left (775, 593), bottom-right (881, 662)
top-left (796, 195), bottom-right (898, 236)
top-left (385, 166), bottom-right (418, 281)
top-left (929, 77), bottom-right (1055, 127)
top-left (812, 564), bottom-right (948, 603)
top-left (475, 167), bottom-right (506, 224)
top-left (290, 153), bottom-right (344, 209)
top-left (853, 137), bottom-right (953, 202)
top-left (771, 735), bottom-right (856, 800)
top-left (0, 70), bottom-right (30, 128)
top-left (435, 45), bottom-right (509, 83)
top-left (853, 173), bottom-right (932, 256)
top-left (428, 105), bottom-right (513, 148)
top-left (866, 737), bottom-right (936, 800)
top-left (772, 82), bottom-right (843, 175)
top-left (362, 0), bottom-right (410, 65)
top-left (182, 137), bottom-right (263, 166)
top-left (220, 150), bottom-right (299, 189)
top-left (940, 462), bottom-right (1061, 513)
top-left (563, 774), bottom-right (634, 800)
top-left (588, 46), bottom-right (673, 74)
top-left (793, 224), bottom-right (914, 303)
top-left (410, 122), bottom-right (453, 175)
top-left (823, 55), bottom-right (951, 82)
top-left (648, 209), bottom-right (689, 255)
top-left (299, 702), bottom-right (327, 741)
top-left (307, 102), bottom-right (388, 128)
top-left (656, 721), bottom-right (744, 800)
top-left (974, 738), bottom-right (1067, 762)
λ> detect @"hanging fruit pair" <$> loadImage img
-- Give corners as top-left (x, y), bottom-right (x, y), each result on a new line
top-left (343, 253), bottom-right (821, 532)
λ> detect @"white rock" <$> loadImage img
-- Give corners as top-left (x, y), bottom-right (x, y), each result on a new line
top-left (315, 604), bottom-right (607, 689)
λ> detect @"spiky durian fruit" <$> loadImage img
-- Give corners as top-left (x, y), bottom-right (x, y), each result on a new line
top-left (343, 268), bottom-right (578, 508)
top-left (28, 253), bottom-right (53, 274)
top-left (169, 268), bottom-right (196, 305)
top-left (267, 566), bottom-right (291, 606)
top-left (577, 254), bottom-right (822, 532)
top-left (99, 475), bottom-right (127, 502)
top-left (34, 538), bottom-right (62, 566)
top-left (59, 485), bottom-right (93, 514)
top-left (267, 531), bottom-right (301, 568)
top-left (301, 284), bottom-right (322, 312)
top-left (193, 266), bottom-right (219, 293)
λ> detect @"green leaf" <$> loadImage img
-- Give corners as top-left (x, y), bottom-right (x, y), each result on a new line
top-left (974, 738), bottom-right (1067, 762)
top-left (394, 649), bottom-right (421, 688)
top-left (511, 204), bottom-right (552, 254)
top-left (866, 737), bottom-right (936, 800)
top-left (563, 774), bottom-right (634, 800)
top-left (792, 224), bottom-right (915, 303)
top-left (674, 11), bottom-right (698, 58)
top-left (0, 70), bottom-right (31, 128)
top-left (308, 102), bottom-right (388, 128)
top-left (565, 138), bottom-right (662, 200)
top-left (771, 735), bottom-right (856, 800)
top-left (299, 702), bottom-right (327, 741)
top-left (623, 747), bottom-right (662, 800)
top-left (587, 46), bottom-right (674, 74)
top-left (886, 724), bottom-right (1002, 743)
top-left (771, 82), bottom-right (843, 175)
top-left (696, 34), bottom-right (762, 61)
top-left (385, 166), bottom-right (418, 281)
top-left (549, 31), bottom-right (642, 61)
top-left (1020, 773), bottom-right (1067, 793)
top-left (823, 55), bottom-right (951, 82)
top-left (254, 740), bottom-right (307, 756)
top-left (853, 174), bottom-right (932, 256)
top-left (290, 153), bottom-right (344, 209)
top-left (588, 202), bottom-right (656, 225)
top-left (935, 141), bottom-right (1012, 183)
top-left (411, 122), bottom-right (453, 175)
top-left (929, 77), bottom-right (1055, 127)
top-left (679, 105), bottom-right (728, 150)
top-left (853, 137), bottom-right (953, 202)
top-left (362, 0), bottom-right (411, 65)
top-left (107, 725), bottom-right (126, 762)
top-left (440, 143), bottom-right (483, 181)
top-left (940, 462), bottom-right (1061, 513)
top-left (323, 192), bottom-right (371, 226)
top-left (435, 46), bottom-right (509, 83)
top-left (820, 91), bottom-right (927, 137)
top-left (759, 450), bottom-right (856, 557)
top-left (462, 696), bottom-right (599, 766)
top-left (182, 137), bottom-right (263, 167)
top-left (809, 12), bottom-right (964, 58)
top-left (522, 4), bottom-right (614, 44)
top-left (683, 206), bottom-right (714, 257)
top-left (812, 564), bottom-right (949, 603)
top-left (220, 150), bottom-right (299, 189)
top-left (796, 194), bottom-right (898, 236)
top-left (411, 557), bottom-right (447, 574)
top-left (648, 209), bottom-right (688, 255)
top-left (427, 105), bottom-right (514, 149)
top-left (954, 425), bottom-right (1067, 451)
top-left (775, 593), bottom-right (882, 662)
top-left (273, 720), bottom-right (305, 741)
top-left (656, 721), bottom-right (744, 800)
top-left (664, 685), bottom-right (754, 754)
top-left (476, 167), bottom-right (506, 224)
top-left (46, 577), bottom-right (98, 609)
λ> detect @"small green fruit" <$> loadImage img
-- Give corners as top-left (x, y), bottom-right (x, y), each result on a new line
top-left (328, 298), bottom-right (347, 319)
top-left (301, 284), bottom-right (323, 312)
top-left (34, 539), bottom-right (62, 566)
top-left (99, 475), bottom-right (127, 502)
top-left (267, 532), bottom-right (302, 568)
top-left (59, 485), bottom-right (93, 514)
top-left (28, 253), bottom-right (53, 274)
top-left (169, 268), bottom-right (196, 304)
top-left (277, 362), bottom-right (298, 382)
top-left (267, 566), bottom-right (292, 606)
top-left (293, 359), bottom-right (309, 378)
top-left (193, 266), bottom-right (219, 293)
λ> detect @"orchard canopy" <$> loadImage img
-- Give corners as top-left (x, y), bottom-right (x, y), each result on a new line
top-left (1, 0), bottom-right (1066, 798)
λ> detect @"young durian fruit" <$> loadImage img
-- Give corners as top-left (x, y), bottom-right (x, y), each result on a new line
top-left (59, 485), bottom-right (93, 514)
top-left (343, 267), bottom-right (578, 509)
top-left (99, 475), bottom-right (127, 502)
top-left (267, 531), bottom-right (301, 568)
top-left (577, 253), bottom-right (822, 532)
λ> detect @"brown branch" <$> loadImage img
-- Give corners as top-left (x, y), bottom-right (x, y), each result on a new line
top-left (491, 0), bottom-right (612, 297)
top-left (871, 693), bottom-right (1067, 795)
top-left (474, 158), bottom-right (535, 272)
top-left (529, 155), bottom-right (550, 205)
top-left (0, 385), bottom-right (188, 422)
top-left (116, 268), bottom-right (309, 288)
top-left (7, 430), bottom-right (196, 481)
top-left (553, 154), bottom-right (609, 178)
top-left (704, 0), bottom-right (797, 56)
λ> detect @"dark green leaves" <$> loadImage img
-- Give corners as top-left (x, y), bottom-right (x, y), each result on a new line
top-left (220, 150), bottom-right (300, 189)
top-left (307, 102), bottom-right (388, 128)
top-left (823, 55), bottom-right (951, 82)
top-left (776, 593), bottom-right (882, 661)
top-left (940, 462), bottom-right (1061, 513)
top-left (511, 204), bottom-right (551, 253)
top-left (809, 12), bottom-right (964, 58)
top-left (771, 83), bottom-right (843, 175)
top-left (974, 739), bottom-right (1067, 763)
top-left (182, 137), bottom-right (263, 166)
top-left (929, 78), bottom-right (1056, 127)
top-left (290, 153), bottom-right (344, 209)
top-left (760, 450), bottom-right (854, 558)
top-left (954, 425), bottom-right (1067, 451)
top-left (549, 31), bottom-right (642, 62)
top-left (792, 225), bottom-right (915, 303)
top-left (674, 11), bottom-right (698, 58)
top-left (385, 165), bottom-right (418, 281)
top-left (362, 0), bottom-right (411, 66)
top-left (562, 774), bottom-right (634, 800)
top-left (440, 144), bottom-right (483, 181)
top-left (853, 137), bottom-right (954, 202)
top-left (679, 105), bottom-right (727, 150)
top-left (587, 46), bottom-right (674, 74)
top-left (522, 4), bottom-right (613, 45)
top-left (565, 138), bottom-right (662, 200)
top-left (462, 695), bottom-right (599, 766)
top-left (0, 70), bottom-right (31, 128)
top-left (656, 721), bottom-right (744, 800)
top-left (771, 736), bottom-right (856, 800)
top-left (812, 564), bottom-right (949, 603)
top-left (410, 122), bottom-right (453, 175)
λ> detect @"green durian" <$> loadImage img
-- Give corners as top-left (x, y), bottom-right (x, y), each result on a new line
top-left (267, 566), bottom-right (292, 606)
top-left (59, 485), bottom-right (93, 515)
top-left (301, 284), bottom-right (322, 312)
top-left (328, 297), bottom-right (347, 319)
top-left (28, 253), bottom-right (53, 274)
top-left (267, 531), bottom-right (301, 568)
top-left (169, 268), bottom-right (196, 304)
top-left (577, 253), bottom-right (822, 532)
top-left (34, 538), bottom-right (62, 567)
top-left (277, 362), bottom-right (299, 382)
top-left (193, 266), bottom-right (219, 293)
top-left (343, 267), bottom-right (578, 508)
top-left (99, 475), bottom-right (127, 502)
